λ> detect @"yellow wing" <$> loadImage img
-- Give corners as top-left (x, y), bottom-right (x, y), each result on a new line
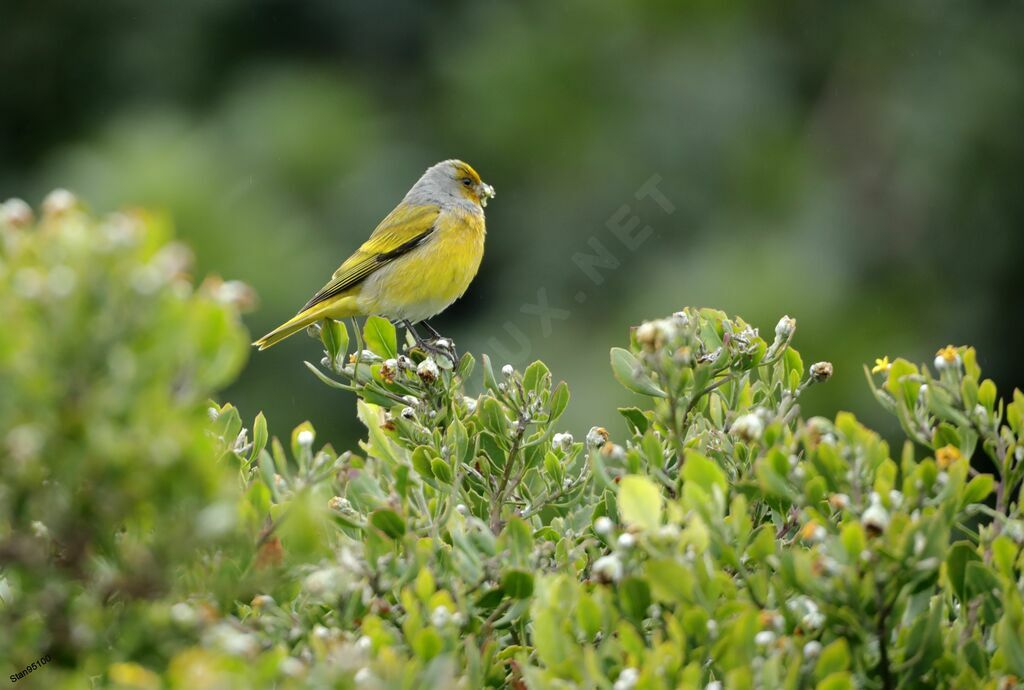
top-left (301, 203), bottom-right (440, 312)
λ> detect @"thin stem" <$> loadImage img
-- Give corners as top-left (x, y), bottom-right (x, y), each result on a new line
top-left (490, 417), bottom-right (527, 533)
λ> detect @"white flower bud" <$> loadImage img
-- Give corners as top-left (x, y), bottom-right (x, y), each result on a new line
top-left (775, 315), bottom-right (796, 339)
top-left (42, 188), bottom-right (77, 217)
top-left (613, 667), bottom-right (639, 690)
top-left (730, 413), bottom-right (763, 442)
top-left (501, 364), bottom-right (514, 378)
top-left (809, 361), bottom-right (833, 382)
top-left (1, 198), bottom-right (33, 227)
top-left (754, 631), bottom-right (775, 646)
top-left (586, 426), bottom-right (609, 449)
top-left (463, 396), bottom-right (478, 413)
top-left (803, 640), bottom-right (822, 658)
top-left (617, 533), bottom-right (636, 550)
top-left (430, 606), bottom-right (450, 627)
top-left (552, 432), bottom-right (574, 451)
top-left (862, 497), bottom-right (890, 534)
top-left (416, 358), bottom-right (439, 383)
top-left (592, 554), bottom-right (623, 583)
top-left (296, 429), bottom-right (314, 448)
top-left (594, 516), bottom-right (614, 536)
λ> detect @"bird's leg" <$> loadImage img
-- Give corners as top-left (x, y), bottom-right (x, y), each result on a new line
top-left (420, 320), bottom-right (458, 361)
top-left (404, 320), bottom-right (457, 364)
top-left (421, 320), bottom-right (443, 340)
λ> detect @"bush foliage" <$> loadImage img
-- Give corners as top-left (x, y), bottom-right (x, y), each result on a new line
top-left (2, 199), bottom-right (1023, 689)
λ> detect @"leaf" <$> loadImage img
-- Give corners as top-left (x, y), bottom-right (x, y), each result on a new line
top-left (369, 508), bottom-right (406, 539)
top-left (249, 411), bottom-right (268, 463)
top-left (320, 319), bottom-right (348, 361)
top-left (522, 360), bottom-right (550, 395)
top-left (618, 407), bottom-right (649, 435)
top-left (412, 628), bottom-right (442, 661)
top-left (619, 576), bottom-right (652, 621)
top-left (814, 638), bottom-right (850, 680)
top-left (481, 354), bottom-right (499, 393)
top-left (446, 417), bottom-right (469, 465)
top-left (479, 397), bottom-right (508, 437)
top-left (549, 381), bottom-right (570, 421)
top-left (618, 475), bottom-right (662, 531)
top-left (501, 569), bottom-right (535, 599)
top-left (816, 673), bottom-right (853, 690)
top-left (644, 558), bottom-right (693, 604)
top-left (456, 352), bottom-right (476, 380)
top-left (997, 589), bottom-right (1024, 676)
top-left (962, 474), bottom-right (994, 506)
top-left (965, 560), bottom-right (1002, 601)
top-left (363, 316), bottom-right (397, 358)
top-left (411, 446), bottom-right (435, 480)
top-left (430, 457), bottom-right (453, 483)
top-left (839, 523), bottom-right (866, 562)
top-left (682, 450), bottom-right (727, 494)
top-left (610, 347), bottom-right (666, 397)
top-left (946, 542), bottom-right (981, 603)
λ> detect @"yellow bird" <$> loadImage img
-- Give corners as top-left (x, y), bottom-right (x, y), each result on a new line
top-left (253, 159), bottom-right (495, 351)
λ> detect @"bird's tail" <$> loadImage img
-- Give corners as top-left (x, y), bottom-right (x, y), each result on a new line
top-left (253, 299), bottom-right (358, 350)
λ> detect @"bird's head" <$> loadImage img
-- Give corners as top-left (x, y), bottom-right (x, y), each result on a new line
top-left (412, 159), bottom-right (495, 209)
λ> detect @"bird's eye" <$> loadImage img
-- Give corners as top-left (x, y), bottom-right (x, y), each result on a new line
top-left (461, 177), bottom-right (473, 187)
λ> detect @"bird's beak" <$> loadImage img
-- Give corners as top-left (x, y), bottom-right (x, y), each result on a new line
top-left (478, 182), bottom-right (496, 207)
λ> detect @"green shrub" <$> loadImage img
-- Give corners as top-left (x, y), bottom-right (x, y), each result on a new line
top-left (3, 198), bottom-right (1023, 689)
top-left (0, 195), bottom-right (251, 686)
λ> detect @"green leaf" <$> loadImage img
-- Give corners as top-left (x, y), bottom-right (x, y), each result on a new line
top-left (816, 672), bottom-right (853, 690)
top-left (320, 319), bottom-right (348, 361)
top-left (481, 354), bottom-right (499, 393)
top-left (618, 475), bottom-right (662, 531)
top-left (946, 542), bottom-right (981, 603)
top-left (522, 360), bottom-right (550, 394)
top-left (479, 397), bottom-right (508, 436)
top-left (978, 378), bottom-right (997, 411)
top-left (501, 569), bottom-right (535, 599)
top-left (618, 407), bottom-right (649, 435)
top-left (249, 411), bottom-right (268, 463)
top-left (411, 446), bottom-right (435, 480)
top-left (576, 593), bottom-right (602, 640)
top-left (412, 628), bottom-right (442, 661)
top-left (644, 558), bottom-right (693, 604)
top-left (549, 381), bottom-right (570, 421)
top-left (747, 525), bottom-right (776, 562)
top-left (997, 589), bottom-right (1024, 676)
top-left (840, 523), bottom-right (866, 562)
top-left (369, 508), bottom-right (406, 539)
top-left (610, 347), bottom-right (667, 397)
top-left (446, 417), bottom-right (469, 465)
top-left (430, 457), bottom-right (453, 483)
top-left (962, 474), bottom-right (994, 506)
top-left (682, 450), bottom-right (727, 494)
top-left (965, 560), bottom-right (1002, 601)
top-left (619, 576), bottom-right (652, 621)
top-left (814, 638), bottom-right (850, 680)
top-left (456, 352), bottom-right (476, 380)
top-left (363, 316), bottom-right (397, 358)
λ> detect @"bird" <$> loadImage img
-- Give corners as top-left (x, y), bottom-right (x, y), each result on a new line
top-left (253, 159), bottom-right (495, 354)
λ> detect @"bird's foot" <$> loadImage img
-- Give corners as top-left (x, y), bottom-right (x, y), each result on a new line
top-left (402, 321), bottom-right (458, 365)
top-left (411, 337), bottom-right (458, 365)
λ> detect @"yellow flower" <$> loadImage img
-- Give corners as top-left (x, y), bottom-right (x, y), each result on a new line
top-left (108, 662), bottom-right (161, 690)
top-left (871, 357), bottom-right (891, 374)
top-left (935, 444), bottom-right (961, 469)
top-left (936, 345), bottom-right (959, 364)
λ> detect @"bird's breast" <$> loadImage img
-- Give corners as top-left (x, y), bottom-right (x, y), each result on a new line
top-left (360, 208), bottom-right (486, 322)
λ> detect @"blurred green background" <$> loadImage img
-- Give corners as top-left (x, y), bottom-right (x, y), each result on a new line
top-left (3, 0), bottom-right (1022, 449)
